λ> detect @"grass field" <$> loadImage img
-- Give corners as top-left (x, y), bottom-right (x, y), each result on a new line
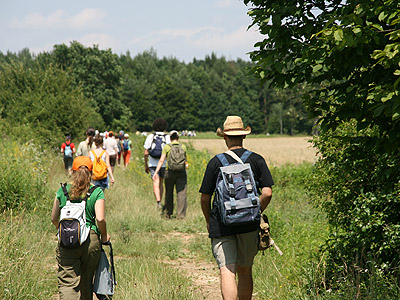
top-left (186, 136), bottom-right (317, 167)
top-left (0, 135), bottom-right (329, 300)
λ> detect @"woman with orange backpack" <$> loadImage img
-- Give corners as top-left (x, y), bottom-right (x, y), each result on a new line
top-left (89, 134), bottom-right (115, 190)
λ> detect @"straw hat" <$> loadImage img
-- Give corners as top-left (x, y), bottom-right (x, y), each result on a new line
top-left (72, 156), bottom-right (93, 171)
top-left (216, 116), bottom-right (251, 137)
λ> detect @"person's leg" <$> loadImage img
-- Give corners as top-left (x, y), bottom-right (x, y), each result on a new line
top-left (212, 236), bottom-right (238, 300)
top-left (150, 167), bottom-right (162, 204)
top-left (80, 231), bottom-right (101, 300)
top-left (63, 157), bottom-right (69, 176)
top-left (237, 265), bottom-right (253, 300)
top-left (163, 170), bottom-right (175, 217)
top-left (57, 246), bottom-right (81, 300)
top-left (236, 230), bottom-right (259, 300)
top-left (175, 171), bottom-right (187, 218)
top-left (220, 264), bottom-right (238, 300)
top-left (124, 150), bottom-right (131, 167)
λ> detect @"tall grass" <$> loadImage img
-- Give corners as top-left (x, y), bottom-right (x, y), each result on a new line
top-left (1, 134), bottom-right (398, 299)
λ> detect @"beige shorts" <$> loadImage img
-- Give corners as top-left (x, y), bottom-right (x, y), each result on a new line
top-left (211, 230), bottom-right (259, 268)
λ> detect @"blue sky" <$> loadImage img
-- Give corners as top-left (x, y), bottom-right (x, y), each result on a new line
top-left (0, 0), bottom-right (263, 62)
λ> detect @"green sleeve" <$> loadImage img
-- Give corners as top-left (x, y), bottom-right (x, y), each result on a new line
top-left (162, 144), bottom-right (171, 155)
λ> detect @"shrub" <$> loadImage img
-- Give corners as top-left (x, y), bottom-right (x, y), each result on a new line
top-left (308, 121), bottom-right (400, 294)
top-left (0, 138), bottom-right (49, 211)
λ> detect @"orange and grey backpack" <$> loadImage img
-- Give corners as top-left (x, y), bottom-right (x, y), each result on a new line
top-left (91, 150), bottom-right (108, 180)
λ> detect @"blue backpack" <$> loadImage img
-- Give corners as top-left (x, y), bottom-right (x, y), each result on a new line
top-left (123, 140), bottom-right (129, 151)
top-left (148, 133), bottom-right (166, 158)
top-left (64, 142), bottom-right (73, 157)
top-left (214, 150), bottom-right (260, 226)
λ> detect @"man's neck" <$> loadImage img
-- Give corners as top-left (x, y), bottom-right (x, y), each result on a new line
top-left (228, 145), bottom-right (243, 150)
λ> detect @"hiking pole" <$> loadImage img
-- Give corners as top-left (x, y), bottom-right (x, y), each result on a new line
top-left (269, 238), bottom-right (283, 256)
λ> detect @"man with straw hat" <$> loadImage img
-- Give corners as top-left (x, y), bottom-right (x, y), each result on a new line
top-left (200, 116), bottom-right (274, 300)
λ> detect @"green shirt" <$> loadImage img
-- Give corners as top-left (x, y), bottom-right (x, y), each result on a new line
top-left (56, 184), bottom-right (105, 235)
top-left (162, 141), bottom-right (187, 169)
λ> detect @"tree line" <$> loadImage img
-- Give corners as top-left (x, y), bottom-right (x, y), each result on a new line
top-left (0, 42), bottom-right (313, 146)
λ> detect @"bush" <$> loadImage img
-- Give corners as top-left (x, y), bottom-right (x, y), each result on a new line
top-left (308, 121), bottom-right (400, 294)
top-left (0, 138), bottom-right (49, 211)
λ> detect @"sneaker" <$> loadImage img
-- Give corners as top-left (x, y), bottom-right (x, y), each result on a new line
top-left (157, 201), bottom-right (162, 209)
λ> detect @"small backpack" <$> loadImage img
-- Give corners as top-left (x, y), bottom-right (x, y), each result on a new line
top-left (64, 142), bottom-right (73, 157)
top-left (148, 133), bottom-right (166, 158)
top-left (213, 150), bottom-right (260, 226)
top-left (91, 150), bottom-right (108, 180)
top-left (167, 143), bottom-right (186, 171)
top-left (58, 183), bottom-right (98, 249)
top-left (123, 140), bottom-right (129, 151)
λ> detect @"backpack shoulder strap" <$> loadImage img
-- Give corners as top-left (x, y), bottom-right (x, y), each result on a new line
top-left (240, 150), bottom-right (253, 163)
top-left (91, 150), bottom-right (98, 158)
top-left (216, 153), bottom-right (230, 167)
top-left (60, 182), bottom-right (70, 201)
top-left (225, 150), bottom-right (244, 164)
top-left (100, 150), bottom-right (106, 157)
top-left (84, 185), bottom-right (99, 202)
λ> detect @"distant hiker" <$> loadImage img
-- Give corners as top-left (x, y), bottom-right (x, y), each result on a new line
top-left (144, 118), bottom-right (170, 208)
top-left (89, 134), bottom-right (115, 190)
top-left (103, 131), bottom-right (118, 173)
top-left (51, 156), bottom-right (111, 300)
top-left (76, 127), bottom-right (96, 157)
top-left (122, 133), bottom-right (132, 168)
top-left (117, 130), bottom-right (124, 166)
top-left (61, 135), bottom-right (75, 176)
top-left (199, 116), bottom-right (274, 300)
top-left (153, 130), bottom-right (187, 218)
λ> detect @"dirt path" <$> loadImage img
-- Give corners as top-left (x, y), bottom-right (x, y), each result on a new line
top-left (163, 232), bottom-right (221, 300)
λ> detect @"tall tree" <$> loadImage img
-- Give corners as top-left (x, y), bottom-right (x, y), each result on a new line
top-left (244, 0), bottom-right (400, 290)
top-left (47, 41), bottom-right (128, 129)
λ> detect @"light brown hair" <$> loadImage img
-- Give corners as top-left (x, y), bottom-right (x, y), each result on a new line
top-left (70, 167), bottom-right (91, 199)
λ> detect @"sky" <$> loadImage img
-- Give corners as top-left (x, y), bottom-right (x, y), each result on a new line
top-left (0, 0), bottom-right (263, 62)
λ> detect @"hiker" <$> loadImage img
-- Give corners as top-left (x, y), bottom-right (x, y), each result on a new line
top-left (89, 134), bottom-right (115, 190)
top-left (61, 135), bottom-right (75, 176)
top-left (144, 118), bottom-right (171, 208)
top-left (122, 133), bottom-right (132, 168)
top-left (153, 130), bottom-right (187, 218)
top-left (199, 116), bottom-right (274, 300)
top-left (51, 156), bottom-right (111, 300)
top-left (76, 127), bottom-right (96, 157)
top-left (103, 131), bottom-right (118, 173)
top-left (116, 130), bottom-right (124, 166)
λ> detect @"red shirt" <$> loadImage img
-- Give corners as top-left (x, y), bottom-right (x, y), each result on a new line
top-left (61, 141), bottom-right (75, 150)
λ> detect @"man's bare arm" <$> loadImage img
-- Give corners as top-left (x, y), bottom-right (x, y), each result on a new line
top-left (260, 187), bottom-right (272, 212)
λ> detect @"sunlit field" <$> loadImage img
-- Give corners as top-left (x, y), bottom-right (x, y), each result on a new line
top-left (186, 136), bottom-right (317, 167)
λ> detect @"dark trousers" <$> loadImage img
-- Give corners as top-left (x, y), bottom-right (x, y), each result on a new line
top-left (163, 169), bottom-right (187, 218)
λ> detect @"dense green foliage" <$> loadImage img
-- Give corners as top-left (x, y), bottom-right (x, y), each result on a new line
top-left (0, 45), bottom-right (314, 137)
top-left (0, 138), bottom-right (49, 211)
top-left (0, 60), bottom-right (103, 146)
top-left (244, 0), bottom-right (400, 293)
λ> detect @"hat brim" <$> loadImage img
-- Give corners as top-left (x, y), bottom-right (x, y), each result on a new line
top-left (216, 126), bottom-right (251, 137)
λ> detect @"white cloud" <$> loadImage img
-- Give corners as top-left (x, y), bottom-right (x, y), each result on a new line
top-left (216, 0), bottom-right (235, 8)
top-left (78, 34), bottom-right (117, 50)
top-left (191, 26), bottom-right (262, 50)
top-left (10, 8), bottom-right (106, 30)
top-left (129, 25), bottom-right (262, 53)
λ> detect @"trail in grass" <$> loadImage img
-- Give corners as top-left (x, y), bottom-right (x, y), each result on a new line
top-left (162, 232), bottom-right (220, 300)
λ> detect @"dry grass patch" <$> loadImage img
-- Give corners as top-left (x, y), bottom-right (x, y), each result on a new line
top-left (188, 137), bottom-right (317, 166)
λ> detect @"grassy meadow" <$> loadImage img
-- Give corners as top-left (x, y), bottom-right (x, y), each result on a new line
top-left (0, 135), bottom-right (330, 300)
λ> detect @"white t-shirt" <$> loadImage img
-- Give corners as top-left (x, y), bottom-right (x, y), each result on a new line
top-left (143, 132), bottom-right (170, 167)
top-left (103, 137), bottom-right (118, 156)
